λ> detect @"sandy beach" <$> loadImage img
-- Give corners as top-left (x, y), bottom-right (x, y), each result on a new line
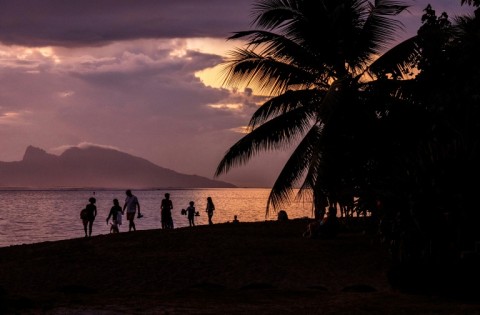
top-left (1, 218), bottom-right (479, 314)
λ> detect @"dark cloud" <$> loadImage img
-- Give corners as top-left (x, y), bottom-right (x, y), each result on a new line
top-left (0, 0), bottom-right (253, 47)
top-left (0, 0), bottom-right (473, 48)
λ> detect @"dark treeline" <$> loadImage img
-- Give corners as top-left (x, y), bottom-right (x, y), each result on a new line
top-left (215, 0), bottom-right (480, 296)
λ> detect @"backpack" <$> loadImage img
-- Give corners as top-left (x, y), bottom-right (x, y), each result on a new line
top-left (80, 208), bottom-right (88, 220)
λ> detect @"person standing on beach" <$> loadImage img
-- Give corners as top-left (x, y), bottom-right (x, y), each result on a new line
top-left (123, 189), bottom-right (141, 232)
top-left (161, 193), bottom-right (174, 229)
top-left (206, 196), bottom-right (215, 225)
top-left (186, 201), bottom-right (196, 227)
top-left (82, 197), bottom-right (97, 237)
top-left (106, 198), bottom-right (122, 233)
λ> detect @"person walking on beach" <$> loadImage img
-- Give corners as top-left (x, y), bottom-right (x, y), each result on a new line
top-left (161, 193), bottom-right (174, 229)
top-left (123, 189), bottom-right (141, 232)
top-left (106, 198), bottom-right (122, 233)
top-left (186, 201), bottom-right (196, 227)
top-left (82, 197), bottom-right (97, 237)
top-left (206, 196), bottom-right (215, 225)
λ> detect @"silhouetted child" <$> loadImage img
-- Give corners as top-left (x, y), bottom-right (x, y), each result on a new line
top-left (186, 201), bottom-right (196, 227)
top-left (233, 215), bottom-right (239, 224)
top-left (107, 199), bottom-right (122, 233)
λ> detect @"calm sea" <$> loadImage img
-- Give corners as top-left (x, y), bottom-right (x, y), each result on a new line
top-left (0, 188), bottom-right (314, 248)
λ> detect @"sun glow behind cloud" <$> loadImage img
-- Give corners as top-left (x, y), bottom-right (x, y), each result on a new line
top-left (36, 47), bottom-right (61, 63)
top-left (208, 103), bottom-right (243, 110)
top-left (0, 111), bottom-right (28, 125)
top-left (183, 37), bottom-right (258, 93)
top-left (0, 45), bottom-right (62, 72)
top-left (230, 125), bottom-right (251, 134)
top-left (195, 64), bottom-right (227, 89)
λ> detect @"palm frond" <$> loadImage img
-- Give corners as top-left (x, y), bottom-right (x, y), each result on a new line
top-left (220, 48), bottom-right (317, 95)
top-left (297, 156), bottom-right (330, 216)
top-left (266, 124), bottom-right (322, 214)
top-left (228, 30), bottom-right (332, 79)
top-left (315, 78), bottom-right (349, 122)
top-left (251, 0), bottom-right (302, 31)
top-left (362, 77), bottom-right (418, 103)
top-left (249, 89), bottom-right (325, 128)
top-left (215, 106), bottom-right (314, 177)
top-left (350, 0), bottom-right (410, 68)
top-left (368, 36), bottom-right (421, 79)
top-left (460, 0), bottom-right (480, 6)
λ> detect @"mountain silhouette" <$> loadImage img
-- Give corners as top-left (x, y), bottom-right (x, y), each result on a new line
top-left (0, 145), bottom-right (236, 189)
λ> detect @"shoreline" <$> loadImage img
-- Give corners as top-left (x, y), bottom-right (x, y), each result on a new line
top-left (1, 219), bottom-right (479, 314)
top-left (0, 188), bottom-right (315, 248)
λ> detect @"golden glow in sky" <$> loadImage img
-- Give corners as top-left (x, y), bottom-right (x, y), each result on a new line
top-left (0, 111), bottom-right (27, 126)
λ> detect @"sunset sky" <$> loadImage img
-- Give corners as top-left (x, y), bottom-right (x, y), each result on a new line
top-left (0, 0), bottom-right (474, 187)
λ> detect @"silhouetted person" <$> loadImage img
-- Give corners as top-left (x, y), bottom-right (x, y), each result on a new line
top-left (232, 215), bottom-right (239, 224)
top-left (186, 201), bottom-right (196, 227)
top-left (83, 197), bottom-right (97, 237)
top-left (123, 189), bottom-right (141, 232)
top-left (320, 204), bottom-right (339, 238)
top-left (161, 193), bottom-right (174, 229)
top-left (314, 206), bottom-right (325, 221)
top-left (206, 196), bottom-right (215, 225)
top-left (277, 210), bottom-right (289, 221)
top-left (303, 205), bottom-right (339, 239)
top-left (107, 198), bottom-right (122, 233)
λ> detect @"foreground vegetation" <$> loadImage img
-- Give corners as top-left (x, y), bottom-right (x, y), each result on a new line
top-left (215, 0), bottom-right (480, 276)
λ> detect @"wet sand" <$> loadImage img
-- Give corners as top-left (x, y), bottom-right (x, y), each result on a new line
top-left (0, 218), bottom-right (479, 314)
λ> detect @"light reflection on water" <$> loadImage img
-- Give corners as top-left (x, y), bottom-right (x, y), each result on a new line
top-left (0, 188), bottom-right (313, 247)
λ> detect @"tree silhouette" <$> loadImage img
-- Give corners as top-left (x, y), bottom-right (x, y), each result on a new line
top-left (382, 2), bottom-right (480, 293)
top-left (215, 0), bottom-right (419, 218)
top-left (215, 0), bottom-right (480, 294)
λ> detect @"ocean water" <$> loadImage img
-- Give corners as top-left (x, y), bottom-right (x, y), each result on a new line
top-left (0, 188), bottom-right (314, 248)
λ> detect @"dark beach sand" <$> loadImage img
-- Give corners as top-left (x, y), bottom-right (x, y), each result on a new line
top-left (1, 218), bottom-right (479, 314)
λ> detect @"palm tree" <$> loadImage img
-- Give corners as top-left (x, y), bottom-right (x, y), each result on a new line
top-left (214, 0), bottom-right (419, 217)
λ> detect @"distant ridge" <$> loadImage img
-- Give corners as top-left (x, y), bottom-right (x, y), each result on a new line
top-left (0, 145), bottom-right (236, 189)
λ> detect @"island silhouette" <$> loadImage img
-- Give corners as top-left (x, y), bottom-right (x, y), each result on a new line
top-left (0, 145), bottom-right (236, 189)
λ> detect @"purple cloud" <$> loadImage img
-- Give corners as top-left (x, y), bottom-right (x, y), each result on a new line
top-left (0, 0), bottom-right (253, 47)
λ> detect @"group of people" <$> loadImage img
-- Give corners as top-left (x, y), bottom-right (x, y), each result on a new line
top-left (82, 189), bottom-right (141, 237)
top-left (179, 196), bottom-right (215, 227)
top-left (162, 194), bottom-right (215, 228)
top-left (81, 190), bottom-right (216, 237)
